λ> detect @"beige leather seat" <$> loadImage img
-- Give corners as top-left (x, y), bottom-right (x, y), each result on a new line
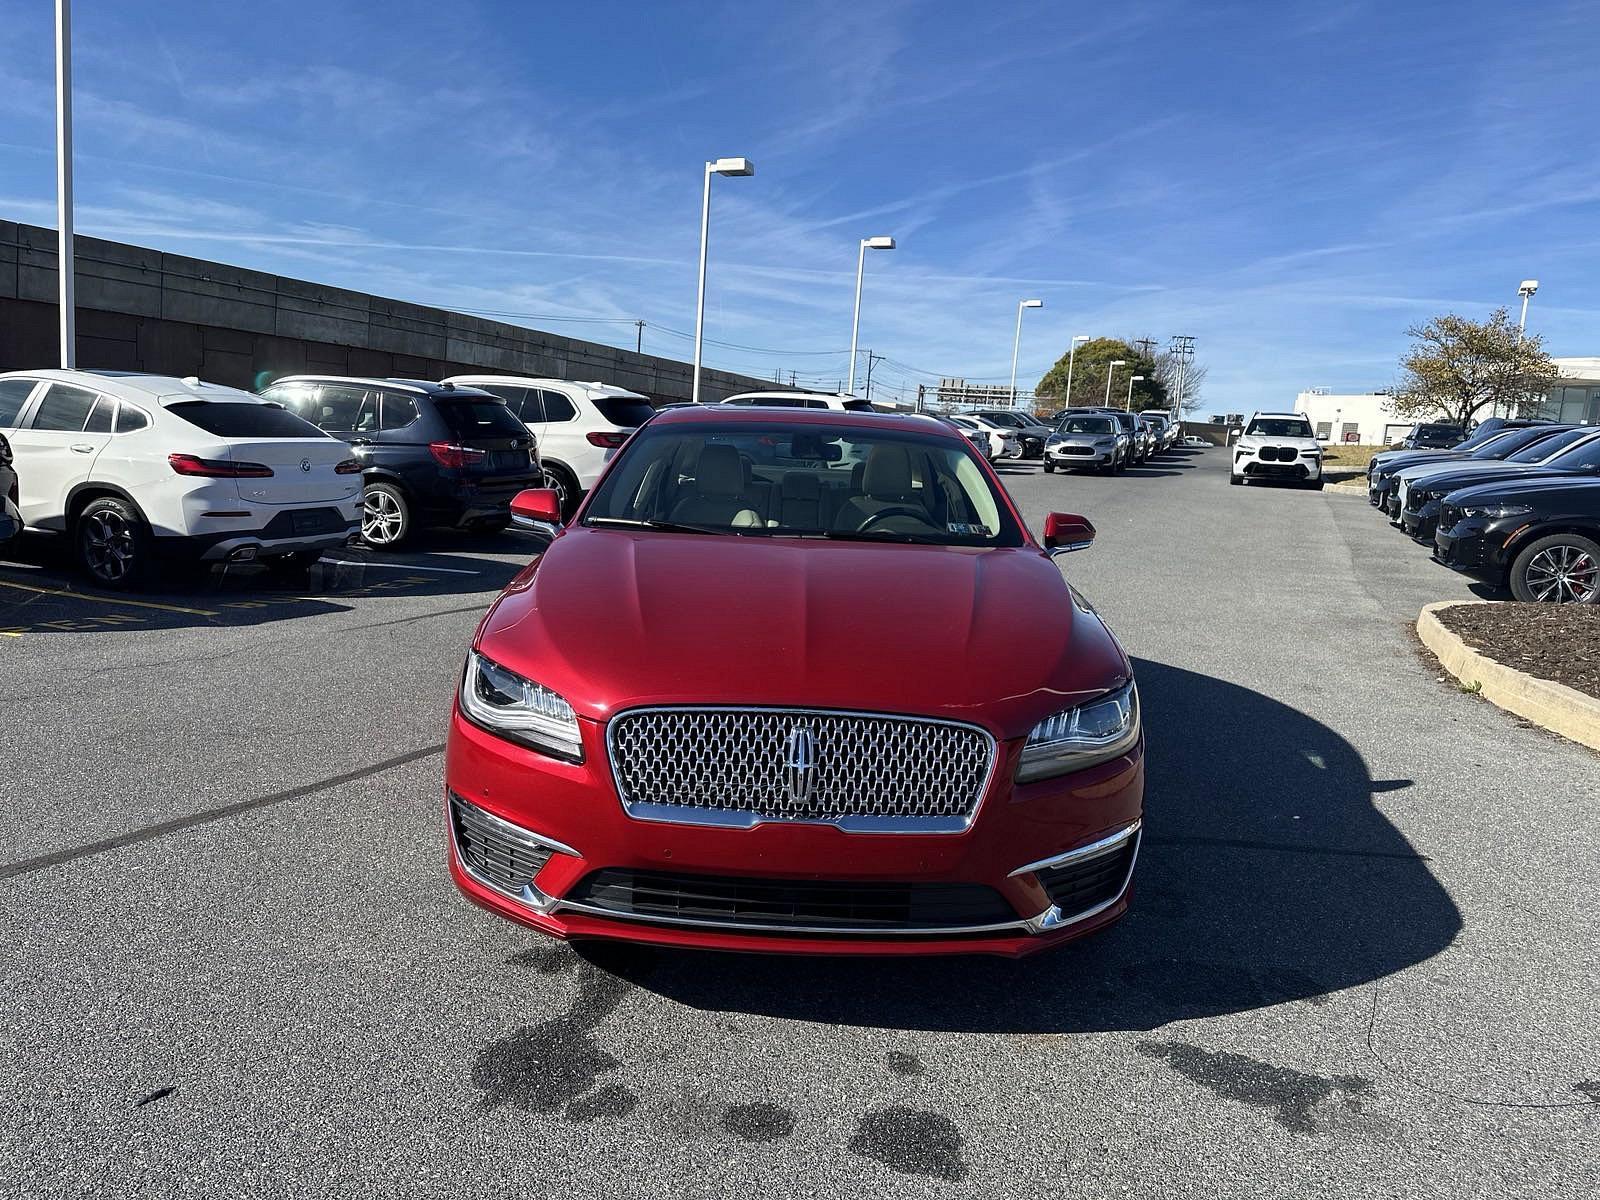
top-left (833, 445), bottom-right (923, 530)
top-left (671, 444), bottom-right (759, 526)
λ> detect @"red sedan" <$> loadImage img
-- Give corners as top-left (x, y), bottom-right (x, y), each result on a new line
top-left (444, 406), bottom-right (1143, 957)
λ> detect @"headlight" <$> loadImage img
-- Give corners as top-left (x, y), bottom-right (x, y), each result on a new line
top-left (1016, 682), bottom-right (1140, 782)
top-left (459, 650), bottom-right (583, 762)
top-left (1460, 502), bottom-right (1533, 520)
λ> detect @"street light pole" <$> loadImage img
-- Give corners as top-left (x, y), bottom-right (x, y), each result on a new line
top-left (847, 236), bottom-right (894, 395)
top-left (691, 156), bottom-right (754, 404)
top-left (55, 0), bottom-right (74, 368)
top-left (1009, 299), bottom-right (1043, 407)
top-left (1062, 333), bottom-right (1089, 409)
top-left (1104, 359), bottom-right (1126, 405)
top-left (1515, 279), bottom-right (1541, 419)
top-left (1126, 374), bottom-right (1144, 410)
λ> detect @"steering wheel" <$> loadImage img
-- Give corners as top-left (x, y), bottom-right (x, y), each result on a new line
top-left (857, 505), bottom-right (933, 532)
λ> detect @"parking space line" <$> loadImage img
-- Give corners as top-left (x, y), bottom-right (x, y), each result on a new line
top-left (0, 578), bottom-right (219, 617)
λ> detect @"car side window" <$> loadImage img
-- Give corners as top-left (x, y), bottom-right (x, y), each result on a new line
top-left (540, 390), bottom-right (577, 422)
top-left (84, 395), bottom-right (116, 433)
top-left (115, 404), bottom-right (150, 433)
top-left (380, 392), bottom-right (419, 431)
top-left (29, 383), bottom-right (99, 431)
top-left (0, 378), bottom-right (39, 427)
top-left (306, 384), bottom-right (366, 433)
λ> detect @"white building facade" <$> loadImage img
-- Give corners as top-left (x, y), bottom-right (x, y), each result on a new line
top-left (1294, 391), bottom-right (1410, 445)
top-left (1534, 358), bottom-right (1600, 426)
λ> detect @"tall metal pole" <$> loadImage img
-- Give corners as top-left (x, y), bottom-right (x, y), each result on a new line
top-left (1064, 339), bottom-right (1081, 409)
top-left (55, 0), bottom-right (75, 368)
top-left (1518, 292), bottom-right (1531, 332)
top-left (847, 240), bottom-right (867, 395)
top-left (1009, 301), bottom-right (1026, 407)
top-left (1103, 363), bottom-right (1117, 405)
top-left (691, 162), bottom-right (713, 404)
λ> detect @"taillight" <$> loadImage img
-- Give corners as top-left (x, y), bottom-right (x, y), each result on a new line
top-left (586, 430), bottom-right (629, 449)
top-left (428, 442), bottom-right (489, 469)
top-left (335, 458), bottom-right (363, 475)
top-left (168, 453), bottom-right (273, 478)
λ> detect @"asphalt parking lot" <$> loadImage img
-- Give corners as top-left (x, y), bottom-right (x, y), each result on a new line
top-left (3, 446), bottom-right (1596, 1198)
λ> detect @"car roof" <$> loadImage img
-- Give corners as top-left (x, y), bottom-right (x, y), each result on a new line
top-left (269, 375), bottom-right (498, 399)
top-left (648, 404), bottom-right (961, 438)
top-left (442, 374), bottom-right (650, 400)
top-left (1249, 411), bottom-right (1309, 419)
top-left (0, 368), bottom-right (268, 406)
top-left (721, 390), bottom-right (865, 404)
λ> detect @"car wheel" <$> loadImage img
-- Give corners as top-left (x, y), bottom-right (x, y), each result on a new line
top-left (1509, 534), bottom-right (1600, 603)
top-left (75, 496), bottom-right (151, 591)
top-left (361, 482), bottom-right (411, 549)
top-left (1042, 461), bottom-right (1056, 474)
top-left (542, 464), bottom-right (581, 520)
top-left (1229, 473), bottom-right (1243, 486)
top-left (1309, 479), bottom-right (1325, 491)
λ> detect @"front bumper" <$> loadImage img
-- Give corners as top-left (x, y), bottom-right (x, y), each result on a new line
top-left (1046, 444), bottom-right (1117, 467)
top-left (1234, 448), bottom-right (1322, 481)
top-left (444, 707), bottom-right (1144, 957)
top-left (1433, 517), bottom-right (1501, 577)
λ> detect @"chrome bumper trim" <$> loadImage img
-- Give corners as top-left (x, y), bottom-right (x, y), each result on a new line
top-left (446, 792), bottom-right (580, 914)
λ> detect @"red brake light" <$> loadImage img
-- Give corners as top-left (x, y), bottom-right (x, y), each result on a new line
top-left (428, 442), bottom-right (489, 468)
top-left (168, 453), bottom-right (273, 478)
top-left (335, 458), bottom-right (363, 475)
top-left (586, 431), bottom-right (628, 449)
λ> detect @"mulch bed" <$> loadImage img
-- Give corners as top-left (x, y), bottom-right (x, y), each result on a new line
top-left (1436, 603), bottom-right (1600, 700)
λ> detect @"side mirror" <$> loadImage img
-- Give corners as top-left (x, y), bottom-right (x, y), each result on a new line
top-left (1043, 512), bottom-right (1095, 556)
top-left (510, 487), bottom-right (563, 535)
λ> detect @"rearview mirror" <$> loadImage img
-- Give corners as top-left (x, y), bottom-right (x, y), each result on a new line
top-left (1043, 512), bottom-right (1095, 556)
top-left (510, 487), bottom-right (563, 534)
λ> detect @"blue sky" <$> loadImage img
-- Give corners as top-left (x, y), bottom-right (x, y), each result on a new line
top-left (1, 0), bottom-right (1598, 407)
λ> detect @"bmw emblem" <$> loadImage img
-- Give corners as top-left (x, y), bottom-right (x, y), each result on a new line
top-left (300, 458), bottom-right (312, 472)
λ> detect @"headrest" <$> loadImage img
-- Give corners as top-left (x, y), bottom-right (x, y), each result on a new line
top-left (862, 445), bottom-right (913, 498)
top-left (695, 444), bottom-right (745, 497)
top-left (781, 473), bottom-right (821, 500)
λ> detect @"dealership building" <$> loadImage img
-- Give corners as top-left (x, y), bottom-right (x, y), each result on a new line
top-left (1295, 358), bottom-right (1600, 444)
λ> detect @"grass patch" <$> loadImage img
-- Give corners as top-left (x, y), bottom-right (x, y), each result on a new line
top-left (1319, 443), bottom-right (1389, 471)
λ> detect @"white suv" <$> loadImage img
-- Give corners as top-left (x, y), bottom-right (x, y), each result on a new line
top-left (721, 391), bottom-right (875, 413)
top-left (0, 370), bottom-right (362, 588)
top-left (1230, 411), bottom-right (1324, 489)
top-left (443, 376), bottom-right (656, 516)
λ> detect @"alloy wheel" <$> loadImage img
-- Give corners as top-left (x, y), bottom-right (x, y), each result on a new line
top-left (543, 469), bottom-right (571, 512)
top-left (1524, 545), bottom-right (1600, 603)
top-left (363, 489), bottom-right (404, 544)
top-left (81, 509), bottom-right (135, 583)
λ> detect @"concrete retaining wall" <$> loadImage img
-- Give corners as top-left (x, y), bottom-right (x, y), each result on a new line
top-left (0, 220), bottom-right (773, 402)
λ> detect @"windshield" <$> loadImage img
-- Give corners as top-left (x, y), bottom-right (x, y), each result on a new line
top-left (1245, 418), bottom-right (1313, 437)
top-left (167, 401), bottom-right (328, 439)
top-left (1458, 421), bottom-right (1529, 451)
top-left (592, 394), bottom-right (656, 427)
top-left (1507, 428), bottom-right (1588, 462)
top-left (1470, 427), bottom-right (1562, 460)
top-left (1058, 416), bottom-right (1117, 435)
top-left (583, 421), bottom-right (1024, 546)
top-left (1548, 434), bottom-right (1600, 471)
top-left (435, 400), bottom-right (528, 440)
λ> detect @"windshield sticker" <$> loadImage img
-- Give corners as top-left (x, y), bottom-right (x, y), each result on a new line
top-left (948, 522), bottom-right (990, 536)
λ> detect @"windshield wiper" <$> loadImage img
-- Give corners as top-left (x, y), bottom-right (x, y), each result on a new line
top-left (818, 529), bottom-right (934, 544)
top-left (584, 516), bottom-right (725, 535)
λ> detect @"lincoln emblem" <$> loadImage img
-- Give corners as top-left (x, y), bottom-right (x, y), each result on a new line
top-left (782, 725), bottom-right (817, 806)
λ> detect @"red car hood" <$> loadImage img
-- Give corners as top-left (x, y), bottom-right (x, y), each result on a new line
top-left (478, 529), bottom-right (1130, 739)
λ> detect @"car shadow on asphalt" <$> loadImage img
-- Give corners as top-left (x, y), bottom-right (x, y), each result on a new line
top-left (0, 527), bottom-right (533, 635)
top-left (585, 657), bottom-right (1462, 1034)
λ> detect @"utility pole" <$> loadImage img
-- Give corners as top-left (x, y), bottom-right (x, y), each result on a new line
top-left (55, 0), bottom-right (75, 368)
top-left (864, 350), bottom-right (882, 401)
top-left (634, 320), bottom-right (645, 354)
top-left (1134, 337), bottom-right (1156, 359)
top-left (1168, 334), bottom-right (1195, 416)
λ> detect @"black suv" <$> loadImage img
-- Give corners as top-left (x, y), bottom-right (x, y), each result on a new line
top-left (1402, 423), bottom-right (1466, 449)
top-left (257, 377), bottom-right (540, 547)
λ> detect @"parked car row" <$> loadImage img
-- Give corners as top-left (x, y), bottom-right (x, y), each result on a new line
top-left (0, 366), bottom-right (662, 589)
top-left (1365, 418), bottom-right (1600, 603)
top-left (1041, 407), bottom-right (1181, 475)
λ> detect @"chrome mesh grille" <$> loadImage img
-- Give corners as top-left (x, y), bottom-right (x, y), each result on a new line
top-left (451, 796), bottom-right (554, 897)
top-left (607, 708), bottom-right (994, 830)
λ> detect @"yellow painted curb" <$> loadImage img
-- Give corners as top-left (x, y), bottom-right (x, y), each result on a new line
top-left (1417, 601), bottom-right (1600, 753)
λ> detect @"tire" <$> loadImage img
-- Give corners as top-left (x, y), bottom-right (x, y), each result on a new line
top-left (1229, 473), bottom-right (1243, 486)
top-left (361, 481), bottom-right (411, 549)
top-left (542, 463), bottom-right (581, 520)
top-left (1309, 479), bottom-right (1325, 491)
top-left (75, 496), bottom-right (151, 591)
top-left (1042, 461), bottom-right (1056, 474)
top-left (1508, 533), bottom-right (1600, 603)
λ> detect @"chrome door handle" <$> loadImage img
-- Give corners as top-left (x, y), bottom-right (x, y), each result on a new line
top-left (70, 444), bottom-right (95, 454)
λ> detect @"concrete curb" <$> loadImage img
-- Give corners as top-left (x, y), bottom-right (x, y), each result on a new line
top-left (1417, 600), bottom-right (1600, 752)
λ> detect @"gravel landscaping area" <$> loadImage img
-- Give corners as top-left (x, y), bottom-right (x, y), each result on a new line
top-left (1436, 603), bottom-right (1600, 700)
